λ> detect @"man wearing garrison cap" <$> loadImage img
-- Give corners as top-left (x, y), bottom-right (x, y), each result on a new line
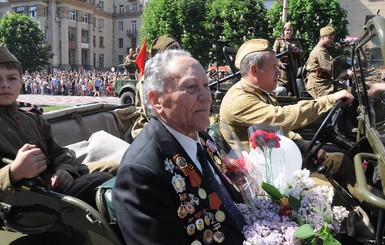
top-left (219, 38), bottom-right (367, 201)
top-left (131, 34), bottom-right (181, 139)
top-left (305, 26), bottom-right (353, 98)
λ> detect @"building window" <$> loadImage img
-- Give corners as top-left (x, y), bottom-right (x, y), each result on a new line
top-left (99, 54), bottom-right (104, 68)
top-left (99, 36), bottom-right (104, 48)
top-left (131, 38), bottom-right (137, 50)
top-left (93, 36), bottom-right (96, 47)
top-left (98, 1), bottom-right (104, 11)
top-left (98, 18), bottom-right (104, 31)
top-left (69, 9), bottom-right (76, 21)
top-left (118, 21), bottom-right (124, 31)
top-left (81, 30), bottom-right (89, 43)
top-left (15, 7), bottom-right (24, 14)
top-left (119, 55), bottom-right (124, 65)
top-left (131, 21), bottom-right (137, 33)
top-left (119, 5), bottom-right (124, 14)
top-left (82, 13), bottom-right (88, 23)
top-left (132, 3), bottom-right (138, 13)
top-left (29, 6), bottom-right (37, 18)
top-left (119, 38), bottom-right (123, 48)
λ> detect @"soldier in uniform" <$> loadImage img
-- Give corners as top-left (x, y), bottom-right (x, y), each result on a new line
top-left (218, 38), bottom-right (369, 202)
top-left (123, 48), bottom-right (138, 79)
top-left (273, 22), bottom-right (305, 95)
top-left (113, 49), bottom-right (245, 244)
top-left (131, 34), bottom-right (181, 139)
top-left (306, 26), bottom-right (354, 98)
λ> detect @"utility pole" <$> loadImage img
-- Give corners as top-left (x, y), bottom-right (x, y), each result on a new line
top-left (282, 0), bottom-right (288, 23)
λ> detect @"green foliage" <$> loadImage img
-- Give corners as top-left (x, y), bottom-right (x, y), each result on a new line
top-left (0, 13), bottom-right (53, 72)
top-left (261, 182), bottom-right (282, 202)
top-left (141, 0), bottom-right (269, 67)
top-left (294, 224), bottom-right (315, 240)
top-left (267, 0), bottom-right (349, 57)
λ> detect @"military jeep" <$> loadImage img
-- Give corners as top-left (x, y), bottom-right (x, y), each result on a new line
top-left (2, 15), bottom-right (385, 245)
top-left (114, 64), bottom-right (138, 105)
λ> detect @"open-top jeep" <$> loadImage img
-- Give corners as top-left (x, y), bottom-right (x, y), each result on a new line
top-left (2, 15), bottom-right (385, 244)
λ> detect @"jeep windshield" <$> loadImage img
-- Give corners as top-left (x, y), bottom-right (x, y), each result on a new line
top-left (353, 16), bottom-right (385, 140)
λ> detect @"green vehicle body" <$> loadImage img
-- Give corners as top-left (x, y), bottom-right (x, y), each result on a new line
top-left (114, 64), bottom-right (138, 105)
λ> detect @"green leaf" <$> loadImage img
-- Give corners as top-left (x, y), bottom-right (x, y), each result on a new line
top-left (313, 207), bottom-right (332, 223)
top-left (294, 224), bottom-right (315, 240)
top-left (261, 182), bottom-right (282, 202)
top-left (321, 233), bottom-right (341, 245)
top-left (288, 194), bottom-right (301, 210)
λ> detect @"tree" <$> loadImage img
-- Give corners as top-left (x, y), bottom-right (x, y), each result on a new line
top-left (141, 0), bottom-right (270, 67)
top-left (0, 13), bottom-right (53, 72)
top-left (141, 0), bottom-right (210, 65)
top-left (266, 0), bottom-right (349, 57)
top-left (206, 0), bottom-right (269, 66)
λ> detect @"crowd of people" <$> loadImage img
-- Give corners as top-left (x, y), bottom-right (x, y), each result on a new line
top-left (20, 69), bottom-right (118, 97)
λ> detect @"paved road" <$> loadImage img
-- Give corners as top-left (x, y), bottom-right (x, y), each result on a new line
top-left (18, 94), bottom-right (121, 106)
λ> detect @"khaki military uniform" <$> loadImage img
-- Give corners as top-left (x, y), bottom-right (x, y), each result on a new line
top-left (306, 45), bottom-right (350, 98)
top-left (219, 79), bottom-right (357, 196)
top-left (273, 38), bottom-right (305, 94)
top-left (0, 104), bottom-right (113, 207)
top-left (219, 79), bottom-right (336, 151)
top-left (131, 78), bottom-right (147, 139)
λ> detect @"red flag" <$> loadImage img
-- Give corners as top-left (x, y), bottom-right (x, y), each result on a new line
top-left (135, 39), bottom-right (147, 79)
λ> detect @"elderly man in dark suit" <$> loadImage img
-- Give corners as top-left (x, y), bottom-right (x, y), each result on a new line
top-left (113, 49), bottom-right (245, 245)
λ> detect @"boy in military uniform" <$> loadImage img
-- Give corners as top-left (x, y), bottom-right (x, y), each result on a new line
top-left (0, 44), bottom-right (113, 208)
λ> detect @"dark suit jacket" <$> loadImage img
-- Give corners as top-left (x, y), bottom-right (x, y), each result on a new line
top-left (112, 117), bottom-right (245, 245)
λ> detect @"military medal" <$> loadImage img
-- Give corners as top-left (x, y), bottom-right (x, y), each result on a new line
top-left (204, 213), bottom-right (211, 226)
top-left (198, 188), bottom-right (207, 199)
top-left (186, 203), bottom-right (195, 214)
top-left (213, 231), bottom-right (225, 243)
top-left (177, 205), bottom-right (188, 218)
top-left (172, 174), bottom-right (186, 193)
top-left (202, 229), bottom-right (214, 244)
top-left (195, 218), bottom-right (205, 231)
top-left (215, 210), bottom-right (226, 223)
top-left (175, 155), bottom-right (187, 168)
top-left (191, 240), bottom-right (202, 245)
top-left (186, 224), bottom-right (195, 235)
top-left (188, 169), bottom-right (202, 187)
top-left (208, 193), bottom-right (221, 210)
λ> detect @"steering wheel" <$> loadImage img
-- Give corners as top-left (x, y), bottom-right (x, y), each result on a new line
top-left (302, 99), bottom-right (346, 169)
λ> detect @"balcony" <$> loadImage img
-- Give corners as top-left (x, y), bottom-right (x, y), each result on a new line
top-left (69, 41), bottom-right (77, 50)
top-left (127, 29), bottom-right (138, 37)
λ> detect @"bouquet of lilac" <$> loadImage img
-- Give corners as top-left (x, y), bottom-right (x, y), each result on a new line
top-left (236, 169), bottom-right (349, 245)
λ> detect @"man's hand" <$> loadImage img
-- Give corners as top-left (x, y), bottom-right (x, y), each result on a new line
top-left (51, 170), bottom-right (74, 193)
top-left (331, 90), bottom-right (354, 105)
top-left (368, 83), bottom-right (385, 102)
top-left (10, 144), bottom-right (47, 183)
top-left (316, 148), bottom-right (328, 164)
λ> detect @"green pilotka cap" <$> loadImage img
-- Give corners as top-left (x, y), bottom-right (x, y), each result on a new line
top-left (0, 43), bottom-right (20, 64)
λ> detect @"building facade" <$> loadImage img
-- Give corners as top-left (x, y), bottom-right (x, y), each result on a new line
top-left (0, 0), bottom-right (145, 71)
top-left (339, 0), bottom-right (385, 36)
